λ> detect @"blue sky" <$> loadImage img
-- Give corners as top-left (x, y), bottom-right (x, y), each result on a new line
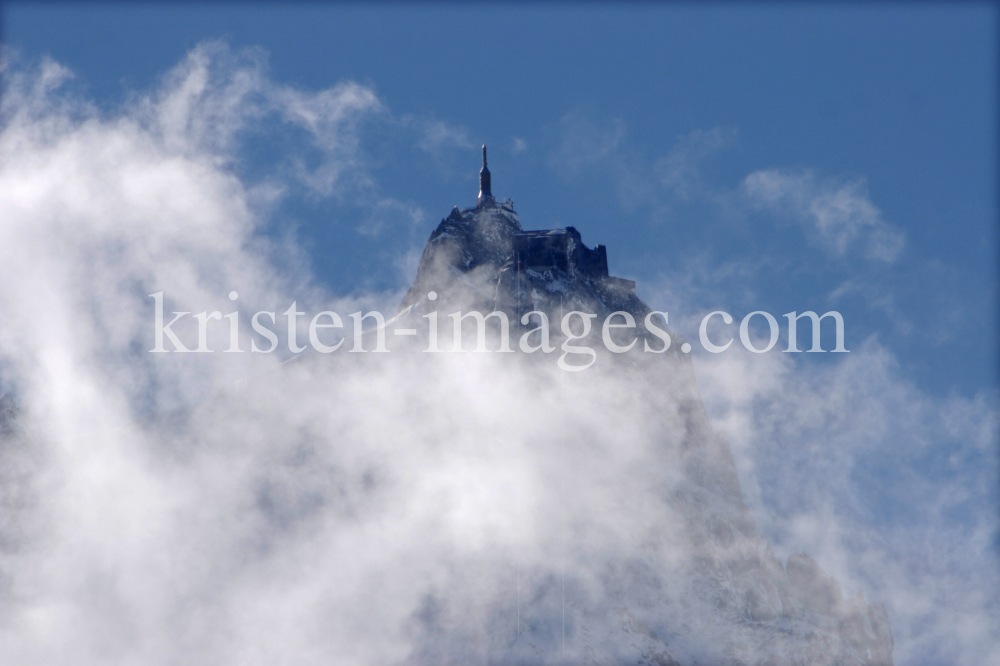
top-left (5, 3), bottom-right (995, 398)
top-left (1, 5), bottom-right (997, 663)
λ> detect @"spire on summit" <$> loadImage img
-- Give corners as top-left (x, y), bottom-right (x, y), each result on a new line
top-left (477, 144), bottom-right (492, 204)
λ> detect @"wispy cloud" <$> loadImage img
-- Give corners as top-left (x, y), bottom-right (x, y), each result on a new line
top-left (0, 42), bottom-right (994, 666)
top-left (694, 339), bottom-right (998, 665)
top-left (0, 41), bottom-right (393, 412)
top-left (128, 42), bottom-right (383, 200)
top-left (415, 119), bottom-right (474, 155)
top-left (550, 113), bottom-right (903, 265)
top-left (550, 111), bottom-right (627, 178)
top-left (357, 197), bottom-right (427, 238)
top-left (549, 112), bottom-right (655, 209)
top-left (654, 127), bottom-right (733, 200)
top-left (743, 170), bottom-right (905, 262)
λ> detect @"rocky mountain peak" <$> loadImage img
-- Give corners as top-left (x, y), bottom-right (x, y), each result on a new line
top-left (385, 158), bottom-right (895, 665)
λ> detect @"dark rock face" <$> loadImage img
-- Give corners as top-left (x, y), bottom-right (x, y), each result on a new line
top-left (787, 553), bottom-right (846, 616)
top-left (389, 197), bottom-right (894, 665)
top-left (398, 198), bottom-right (651, 343)
top-left (0, 395), bottom-right (41, 559)
top-left (785, 553), bottom-right (895, 665)
top-left (0, 393), bottom-right (18, 437)
top-left (513, 227), bottom-right (609, 279)
top-left (398, 200), bottom-right (523, 314)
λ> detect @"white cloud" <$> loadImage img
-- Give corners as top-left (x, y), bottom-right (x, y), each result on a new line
top-left (654, 127), bottom-right (733, 200)
top-left (743, 170), bottom-right (905, 262)
top-left (550, 111), bottom-right (627, 177)
top-left (549, 112), bottom-right (654, 209)
top-left (125, 42), bottom-right (382, 195)
top-left (415, 119), bottom-right (474, 155)
top-left (0, 47), bottom-right (699, 664)
top-left (550, 118), bottom-right (903, 268)
top-left (693, 339), bottom-right (998, 666)
top-left (0, 43), bottom-right (994, 666)
top-left (639, 259), bottom-right (999, 664)
top-left (357, 197), bottom-right (427, 238)
top-left (0, 42), bottom-right (390, 410)
top-left (549, 116), bottom-right (741, 217)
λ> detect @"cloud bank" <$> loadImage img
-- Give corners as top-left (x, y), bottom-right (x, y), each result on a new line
top-left (0, 43), bottom-right (995, 665)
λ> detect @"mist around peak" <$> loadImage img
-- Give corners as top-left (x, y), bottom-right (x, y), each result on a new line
top-left (0, 42), bottom-right (994, 666)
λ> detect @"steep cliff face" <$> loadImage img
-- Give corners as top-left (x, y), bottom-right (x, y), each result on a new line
top-left (388, 197), bottom-right (894, 666)
top-left (397, 198), bottom-right (645, 325)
